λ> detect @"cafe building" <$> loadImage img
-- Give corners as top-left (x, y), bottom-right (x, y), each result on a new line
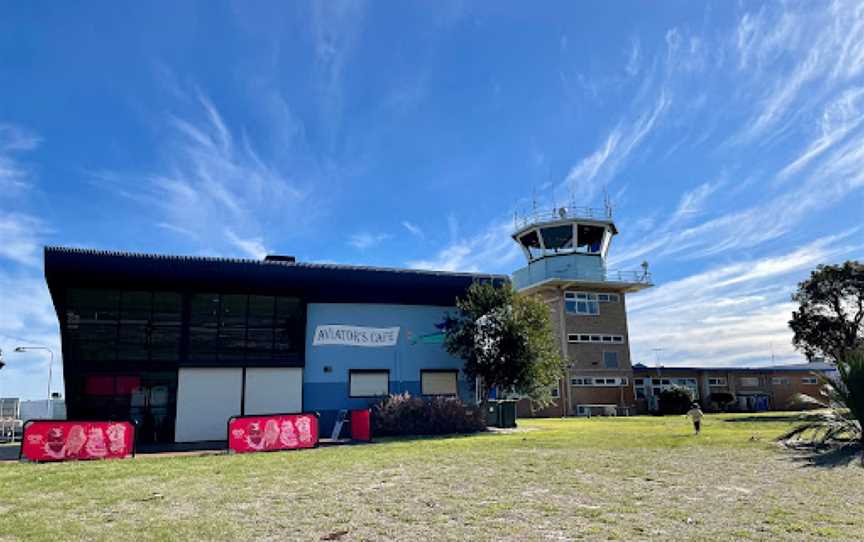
top-left (44, 246), bottom-right (504, 444)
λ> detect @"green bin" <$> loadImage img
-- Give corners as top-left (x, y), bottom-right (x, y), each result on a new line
top-left (486, 400), bottom-right (518, 428)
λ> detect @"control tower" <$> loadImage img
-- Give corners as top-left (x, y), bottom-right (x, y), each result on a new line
top-left (511, 204), bottom-right (652, 417)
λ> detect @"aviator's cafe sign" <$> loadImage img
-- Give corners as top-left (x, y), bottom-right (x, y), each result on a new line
top-left (312, 325), bottom-right (400, 347)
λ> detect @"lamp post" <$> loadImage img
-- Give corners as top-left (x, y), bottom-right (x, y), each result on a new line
top-left (13, 346), bottom-right (54, 400)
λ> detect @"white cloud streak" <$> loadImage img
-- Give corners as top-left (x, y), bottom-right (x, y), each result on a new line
top-left (348, 232), bottom-right (391, 250)
top-left (94, 90), bottom-right (310, 258)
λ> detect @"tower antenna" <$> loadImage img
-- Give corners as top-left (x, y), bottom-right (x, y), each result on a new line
top-left (603, 186), bottom-right (613, 218)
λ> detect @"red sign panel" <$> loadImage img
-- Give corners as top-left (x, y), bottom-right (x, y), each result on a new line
top-left (21, 421), bottom-right (135, 462)
top-left (228, 413), bottom-right (318, 454)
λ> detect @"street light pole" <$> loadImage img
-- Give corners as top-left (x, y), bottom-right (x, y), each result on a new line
top-left (14, 346), bottom-right (55, 400)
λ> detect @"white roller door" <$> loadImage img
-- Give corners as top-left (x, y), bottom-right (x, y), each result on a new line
top-left (175, 368), bottom-right (242, 442)
top-left (243, 368), bottom-right (303, 415)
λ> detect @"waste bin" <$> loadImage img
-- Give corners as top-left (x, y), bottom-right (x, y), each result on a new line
top-left (351, 409), bottom-right (371, 442)
top-left (486, 400), bottom-right (517, 428)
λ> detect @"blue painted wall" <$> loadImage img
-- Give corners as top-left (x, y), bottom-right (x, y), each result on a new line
top-left (303, 303), bottom-right (471, 434)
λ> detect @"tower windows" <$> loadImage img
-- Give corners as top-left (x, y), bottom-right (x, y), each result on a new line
top-left (575, 224), bottom-right (605, 254)
top-left (564, 292), bottom-right (599, 315)
top-left (567, 333), bottom-right (625, 344)
top-left (564, 291), bottom-right (620, 315)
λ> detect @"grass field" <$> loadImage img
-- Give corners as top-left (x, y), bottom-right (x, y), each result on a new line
top-left (1, 412), bottom-right (862, 541)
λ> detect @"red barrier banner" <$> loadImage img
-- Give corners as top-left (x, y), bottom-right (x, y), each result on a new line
top-left (228, 413), bottom-right (318, 454)
top-left (21, 421), bottom-right (135, 462)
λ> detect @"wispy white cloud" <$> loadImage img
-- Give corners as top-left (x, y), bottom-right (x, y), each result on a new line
top-left (94, 89), bottom-right (311, 258)
top-left (0, 124), bottom-right (39, 193)
top-left (629, 232), bottom-right (864, 366)
top-left (0, 213), bottom-right (46, 267)
top-left (401, 221), bottom-right (424, 239)
top-left (558, 89), bottom-right (669, 204)
top-left (225, 229), bottom-right (268, 259)
top-left (625, 37), bottom-right (641, 77)
top-left (734, 1), bottom-right (864, 142)
top-left (407, 219), bottom-right (519, 273)
top-left (348, 232), bottom-right (391, 250)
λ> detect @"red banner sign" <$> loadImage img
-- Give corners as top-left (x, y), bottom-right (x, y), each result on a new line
top-left (228, 413), bottom-right (318, 454)
top-left (21, 421), bottom-right (135, 462)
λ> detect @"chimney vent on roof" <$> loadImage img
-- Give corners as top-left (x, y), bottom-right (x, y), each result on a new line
top-left (264, 255), bottom-right (296, 263)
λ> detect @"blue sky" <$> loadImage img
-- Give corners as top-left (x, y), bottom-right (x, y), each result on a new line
top-left (2, 1), bottom-right (863, 399)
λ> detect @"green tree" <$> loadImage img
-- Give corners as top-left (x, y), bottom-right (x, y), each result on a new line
top-left (789, 261), bottom-right (864, 362)
top-left (443, 281), bottom-right (565, 405)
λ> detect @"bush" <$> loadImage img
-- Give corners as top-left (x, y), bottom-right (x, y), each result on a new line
top-left (709, 391), bottom-right (735, 411)
top-left (371, 392), bottom-right (487, 436)
top-left (658, 386), bottom-right (693, 415)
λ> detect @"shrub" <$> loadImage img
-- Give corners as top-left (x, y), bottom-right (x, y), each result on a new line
top-left (709, 391), bottom-right (735, 411)
top-left (658, 386), bottom-right (693, 415)
top-left (371, 392), bottom-right (486, 436)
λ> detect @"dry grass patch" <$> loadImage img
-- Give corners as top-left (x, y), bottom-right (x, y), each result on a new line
top-left (1, 413), bottom-right (862, 541)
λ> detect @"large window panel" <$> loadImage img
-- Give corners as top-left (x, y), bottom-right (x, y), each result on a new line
top-left (540, 225), bottom-right (573, 251)
top-left (189, 293), bottom-right (220, 361)
top-left (576, 224), bottom-right (605, 254)
top-left (246, 295), bottom-right (276, 360)
top-left (349, 370), bottom-right (389, 398)
top-left (151, 292), bottom-right (182, 361)
top-left (421, 370), bottom-right (458, 396)
top-left (275, 296), bottom-right (303, 357)
top-left (219, 294), bottom-right (247, 361)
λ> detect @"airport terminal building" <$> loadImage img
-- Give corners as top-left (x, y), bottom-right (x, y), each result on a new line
top-left (45, 247), bottom-right (504, 444)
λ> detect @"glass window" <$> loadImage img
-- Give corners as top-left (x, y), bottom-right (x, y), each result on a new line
top-left (519, 230), bottom-right (544, 260)
top-left (739, 377), bottom-right (759, 387)
top-left (603, 352), bottom-right (620, 369)
top-left (349, 370), bottom-right (389, 397)
top-left (246, 295), bottom-right (275, 360)
top-left (576, 225), bottom-right (605, 254)
top-left (801, 377), bottom-right (818, 385)
top-left (151, 293), bottom-right (182, 361)
top-left (218, 294), bottom-right (247, 361)
top-left (189, 293), bottom-right (220, 361)
top-left (565, 292), bottom-right (599, 315)
top-left (274, 297), bottom-right (303, 357)
top-left (65, 289), bottom-right (121, 363)
top-left (421, 371), bottom-right (458, 396)
top-left (540, 225), bottom-right (573, 251)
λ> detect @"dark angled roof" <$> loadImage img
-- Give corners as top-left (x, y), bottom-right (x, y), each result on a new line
top-left (44, 246), bottom-right (508, 307)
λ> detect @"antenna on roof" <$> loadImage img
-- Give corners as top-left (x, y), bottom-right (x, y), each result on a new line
top-left (603, 186), bottom-right (613, 218)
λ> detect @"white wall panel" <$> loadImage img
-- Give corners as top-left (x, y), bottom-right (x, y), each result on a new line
top-left (175, 368), bottom-right (242, 442)
top-left (243, 368), bottom-right (303, 415)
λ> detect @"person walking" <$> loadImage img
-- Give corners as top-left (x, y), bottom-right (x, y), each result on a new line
top-left (686, 402), bottom-right (704, 435)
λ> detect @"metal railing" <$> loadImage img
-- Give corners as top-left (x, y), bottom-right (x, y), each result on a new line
top-left (512, 264), bottom-right (652, 289)
top-left (514, 205), bottom-right (613, 230)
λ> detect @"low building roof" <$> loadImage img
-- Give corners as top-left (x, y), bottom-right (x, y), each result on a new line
top-left (632, 362), bottom-right (836, 373)
top-left (44, 246), bottom-right (508, 307)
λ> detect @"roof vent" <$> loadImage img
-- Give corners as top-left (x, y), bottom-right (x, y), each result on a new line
top-left (264, 255), bottom-right (296, 263)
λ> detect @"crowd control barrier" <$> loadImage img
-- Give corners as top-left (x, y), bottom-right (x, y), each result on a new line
top-left (227, 412), bottom-right (319, 454)
top-left (20, 420), bottom-right (136, 462)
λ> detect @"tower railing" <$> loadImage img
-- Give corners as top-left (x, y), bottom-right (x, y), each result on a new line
top-left (512, 261), bottom-right (652, 290)
top-left (514, 205), bottom-right (612, 230)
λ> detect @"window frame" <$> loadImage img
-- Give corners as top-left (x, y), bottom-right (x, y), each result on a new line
top-left (564, 291), bottom-right (600, 316)
top-left (707, 377), bottom-right (727, 387)
top-left (420, 369), bottom-right (459, 397)
top-left (739, 376), bottom-right (760, 387)
top-left (348, 369), bottom-right (390, 398)
top-left (801, 376), bottom-right (818, 385)
top-left (567, 333), bottom-right (625, 344)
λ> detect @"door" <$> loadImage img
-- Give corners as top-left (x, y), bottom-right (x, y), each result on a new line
top-left (243, 368), bottom-right (303, 415)
top-left (175, 368), bottom-right (242, 442)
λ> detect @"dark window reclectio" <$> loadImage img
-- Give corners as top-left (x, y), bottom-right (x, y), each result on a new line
top-left (540, 225), bottom-right (574, 251)
top-left (187, 293), bottom-right (304, 362)
top-left (576, 224), bottom-right (605, 254)
top-left (66, 288), bottom-right (183, 365)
